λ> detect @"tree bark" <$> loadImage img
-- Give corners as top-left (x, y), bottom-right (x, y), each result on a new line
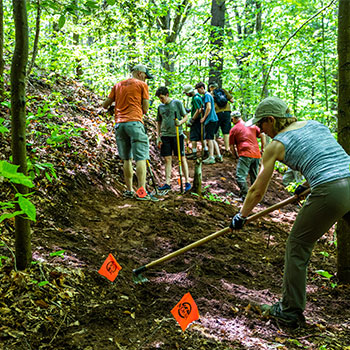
top-left (337, 0), bottom-right (350, 283)
top-left (27, 0), bottom-right (41, 77)
top-left (208, 0), bottom-right (225, 87)
top-left (11, 0), bottom-right (31, 270)
top-left (157, 0), bottom-right (191, 86)
top-left (0, 0), bottom-right (4, 99)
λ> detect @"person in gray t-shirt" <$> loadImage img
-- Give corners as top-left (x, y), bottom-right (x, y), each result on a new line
top-left (156, 86), bottom-right (191, 193)
top-left (230, 96), bottom-right (350, 328)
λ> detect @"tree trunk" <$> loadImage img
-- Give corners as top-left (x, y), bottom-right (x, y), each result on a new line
top-left (157, 0), bottom-right (191, 86)
top-left (27, 0), bottom-right (41, 77)
top-left (208, 0), bottom-right (225, 87)
top-left (0, 0), bottom-right (4, 99)
top-left (11, 0), bottom-right (31, 270)
top-left (336, 0), bottom-right (350, 283)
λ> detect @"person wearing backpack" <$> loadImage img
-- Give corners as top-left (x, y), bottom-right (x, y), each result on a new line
top-left (195, 82), bottom-right (221, 165)
top-left (209, 82), bottom-right (234, 157)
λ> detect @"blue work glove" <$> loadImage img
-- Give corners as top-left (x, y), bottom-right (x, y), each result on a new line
top-left (294, 184), bottom-right (308, 196)
top-left (230, 213), bottom-right (247, 230)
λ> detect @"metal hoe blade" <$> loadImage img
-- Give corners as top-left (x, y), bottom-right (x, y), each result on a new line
top-left (132, 266), bottom-right (149, 284)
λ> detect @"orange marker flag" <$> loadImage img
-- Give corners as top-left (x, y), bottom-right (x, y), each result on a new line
top-left (136, 186), bottom-right (147, 198)
top-left (171, 292), bottom-right (199, 331)
top-left (98, 253), bottom-right (122, 282)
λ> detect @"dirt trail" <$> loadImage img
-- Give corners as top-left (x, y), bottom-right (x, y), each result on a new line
top-left (1, 78), bottom-right (349, 349)
top-left (15, 157), bottom-right (349, 349)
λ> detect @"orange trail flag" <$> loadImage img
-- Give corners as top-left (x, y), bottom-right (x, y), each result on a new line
top-left (98, 253), bottom-right (122, 282)
top-left (171, 292), bottom-right (199, 331)
top-left (136, 186), bottom-right (147, 198)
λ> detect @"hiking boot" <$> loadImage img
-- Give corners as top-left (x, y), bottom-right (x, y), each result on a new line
top-left (158, 184), bottom-right (171, 191)
top-left (184, 182), bottom-right (192, 192)
top-left (215, 155), bottom-right (223, 163)
top-left (261, 302), bottom-right (305, 328)
top-left (203, 156), bottom-right (216, 165)
top-left (123, 190), bottom-right (135, 198)
top-left (223, 150), bottom-right (232, 157)
top-left (136, 192), bottom-right (159, 202)
top-left (186, 153), bottom-right (197, 160)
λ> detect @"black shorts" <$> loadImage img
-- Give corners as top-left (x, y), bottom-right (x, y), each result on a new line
top-left (160, 135), bottom-right (185, 157)
top-left (190, 120), bottom-right (202, 142)
top-left (204, 121), bottom-right (217, 140)
top-left (215, 111), bottom-right (232, 135)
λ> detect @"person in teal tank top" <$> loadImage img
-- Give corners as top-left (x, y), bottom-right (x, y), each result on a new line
top-left (230, 96), bottom-right (350, 327)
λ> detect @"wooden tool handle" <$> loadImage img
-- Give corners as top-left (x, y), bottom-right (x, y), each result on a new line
top-left (144, 188), bottom-right (311, 271)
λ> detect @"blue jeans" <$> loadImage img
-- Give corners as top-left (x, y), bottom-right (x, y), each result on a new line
top-left (236, 156), bottom-right (260, 197)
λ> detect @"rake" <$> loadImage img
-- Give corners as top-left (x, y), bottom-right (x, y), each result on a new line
top-left (132, 188), bottom-right (311, 284)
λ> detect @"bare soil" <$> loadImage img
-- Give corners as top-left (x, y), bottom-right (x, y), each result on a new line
top-left (1, 77), bottom-right (349, 350)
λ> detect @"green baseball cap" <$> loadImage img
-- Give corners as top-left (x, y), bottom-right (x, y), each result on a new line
top-left (246, 97), bottom-right (290, 126)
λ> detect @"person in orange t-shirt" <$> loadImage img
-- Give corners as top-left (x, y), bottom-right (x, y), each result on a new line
top-left (229, 110), bottom-right (265, 200)
top-left (102, 64), bottom-right (157, 201)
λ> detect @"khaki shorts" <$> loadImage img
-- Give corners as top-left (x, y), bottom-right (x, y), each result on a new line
top-left (114, 121), bottom-right (149, 161)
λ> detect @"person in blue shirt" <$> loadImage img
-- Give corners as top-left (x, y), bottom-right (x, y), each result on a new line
top-left (230, 96), bottom-right (350, 328)
top-left (194, 82), bottom-right (222, 164)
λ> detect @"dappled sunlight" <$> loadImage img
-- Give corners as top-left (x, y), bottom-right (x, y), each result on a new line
top-left (221, 279), bottom-right (277, 305)
top-left (192, 314), bottom-right (279, 349)
top-left (152, 271), bottom-right (194, 288)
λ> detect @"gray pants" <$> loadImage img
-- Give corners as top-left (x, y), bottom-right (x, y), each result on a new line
top-left (281, 177), bottom-right (350, 316)
top-left (236, 156), bottom-right (260, 197)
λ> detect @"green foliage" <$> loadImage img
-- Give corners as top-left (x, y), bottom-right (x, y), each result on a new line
top-left (0, 118), bottom-right (9, 134)
top-left (0, 161), bottom-right (36, 223)
top-left (0, 161), bottom-right (34, 188)
top-left (27, 160), bottom-right (57, 183)
top-left (49, 250), bottom-right (65, 258)
top-left (46, 123), bottom-right (84, 148)
top-left (315, 269), bottom-right (337, 288)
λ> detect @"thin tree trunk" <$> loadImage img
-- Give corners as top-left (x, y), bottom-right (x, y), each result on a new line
top-left (27, 0), bottom-right (41, 77)
top-left (0, 0), bottom-right (4, 99)
top-left (11, 0), bottom-right (31, 270)
top-left (209, 0), bottom-right (225, 87)
top-left (337, 0), bottom-right (350, 283)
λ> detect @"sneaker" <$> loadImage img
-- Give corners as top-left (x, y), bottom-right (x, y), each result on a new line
top-left (123, 190), bottom-right (135, 198)
top-left (184, 182), bottom-right (191, 192)
top-left (158, 184), bottom-right (171, 191)
top-left (186, 153), bottom-right (197, 160)
top-left (203, 156), bottom-right (216, 165)
top-left (136, 192), bottom-right (159, 202)
top-left (215, 155), bottom-right (223, 163)
top-left (261, 302), bottom-right (305, 328)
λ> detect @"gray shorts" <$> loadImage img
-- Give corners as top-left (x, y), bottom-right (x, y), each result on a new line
top-left (114, 121), bottom-right (149, 161)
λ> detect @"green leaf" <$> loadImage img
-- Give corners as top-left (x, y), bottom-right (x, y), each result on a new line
top-left (0, 161), bottom-right (34, 188)
top-left (49, 250), bottom-right (65, 258)
top-left (0, 211), bottom-right (24, 223)
top-left (18, 196), bottom-right (36, 221)
top-left (38, 281), bottom-right (50, 287)
top-left (85, 0), bottom-right (98, 8)
top-left (58, 15), bottom-right (66, 29)
top-left (316, 270), bottom-right (333, 279)
top-left (106, 0), bottom-right (115, 5)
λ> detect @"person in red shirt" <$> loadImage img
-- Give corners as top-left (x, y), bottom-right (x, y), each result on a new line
top-left (102, 64), bottom-right (157, 201)
top-left (229, 110), bottom-right (265, 200)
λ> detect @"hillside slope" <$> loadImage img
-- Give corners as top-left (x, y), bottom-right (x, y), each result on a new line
top-left (0, 77), bottom-right (349, 350)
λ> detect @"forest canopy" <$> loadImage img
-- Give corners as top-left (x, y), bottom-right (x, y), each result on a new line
top-left (2, 0), bottom-right (338, 128)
